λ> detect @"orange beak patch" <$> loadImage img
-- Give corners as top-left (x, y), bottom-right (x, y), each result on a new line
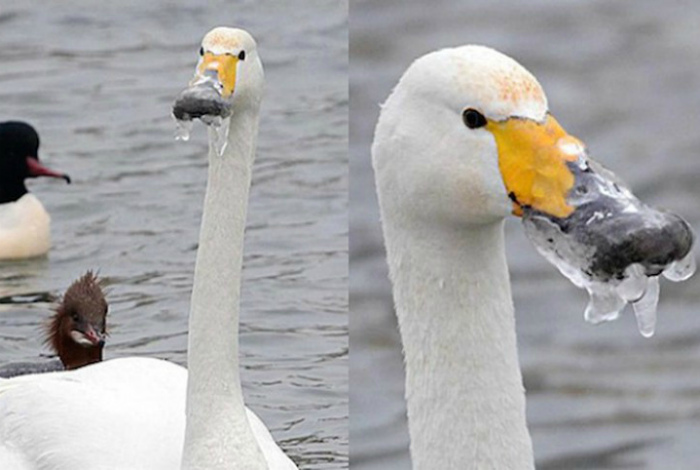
top-left (487, 115), bottom-right (584, 219)
top-left (196, 52), bottom-right (240, 98)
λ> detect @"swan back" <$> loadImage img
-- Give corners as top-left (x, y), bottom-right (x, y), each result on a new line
top-left (0, 358), bottom-right (187, 470)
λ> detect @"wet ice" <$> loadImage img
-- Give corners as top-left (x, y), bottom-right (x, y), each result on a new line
top-left (522, 138), bottom-right (695, 337)
top-left (174, 118), bottom-right (192, 141)
top-left (172, 68), bottom-right (233, 155)
top-left (208, 116), bottom-right (230, 157)
top-left (174, 115), bottom-right (230, 157)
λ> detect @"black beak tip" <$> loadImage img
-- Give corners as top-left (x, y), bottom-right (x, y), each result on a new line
top-left (663, 213), bottom-right (694, 260)
top-left (97, 339), bottom-right (105, 348)
top-left (582, 207), bottom-right (695, 279)
top-left (172, 84), bottom-right (231, 121)
top-left (63, 174), bottom-right (71, 184)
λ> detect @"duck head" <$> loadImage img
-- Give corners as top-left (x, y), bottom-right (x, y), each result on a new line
top-left (0, 121), bottom-right (71, 204)
top-left (46, 271), bottom-right (108, 370)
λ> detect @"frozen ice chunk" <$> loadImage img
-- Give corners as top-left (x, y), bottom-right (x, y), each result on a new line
top-left (207, 117), bottom-right (230, 157)
top-left (521, 138), bottom-right (694, 337)
top-left (172, 71), bottom-right (233, 148)
top-left (172, 83), bottom-right (232, 122)
top-left (172, 68), bottom-right (233, 123)
top-left (616, 264), bottom-right (647, 302)
top-left (663, 250), bottom-right (696, 282)
top-left (174, 118), bottom-right (192, 141)
top-left (584, 283), bottom-right (625, 324)
top-left (632, 276), bottom-right (659, 338)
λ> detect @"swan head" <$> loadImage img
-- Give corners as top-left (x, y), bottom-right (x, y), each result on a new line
top-left (0, 121), bottom-right (71, 204)
top-left (373, 45), bottom-right (563, 227)
top-left (374, 45), bottom-right (693, 283)
top-left (173, 27), bottom-right (264, 121)
top-left (47, 271), bottom-right (108, 369)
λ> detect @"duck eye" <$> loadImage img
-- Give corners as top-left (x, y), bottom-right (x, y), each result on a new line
top-left (71, 312), bottom-right (80, 322)
top-left (199, 47), bottom-right (204, 56)
top-left (238, 50), bottom-right (246, 61)
top-left (462, 108), bottom-right (487, 129)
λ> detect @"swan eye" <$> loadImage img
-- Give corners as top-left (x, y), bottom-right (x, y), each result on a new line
top-left (462, 108), bottom-right (487, 129)
top-left (238, 50), bottom-right (246, 61)
top-left (199, 47), bottom-right (204, 56)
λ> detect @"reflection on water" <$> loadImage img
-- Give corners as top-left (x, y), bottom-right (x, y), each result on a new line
top-left (0, 1), bottom-right (347, 468)
top-left (351, 1), bottom-right (700, 468)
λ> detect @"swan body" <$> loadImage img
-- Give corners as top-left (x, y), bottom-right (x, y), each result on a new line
top-left (0, 358), bottom-right (292, 470)
top-left (0, 28), bottom-right (296, 470)
top-left (0, 121), bottom-right (70, 260)
top-left (0, 358), bottom-right (186, 470)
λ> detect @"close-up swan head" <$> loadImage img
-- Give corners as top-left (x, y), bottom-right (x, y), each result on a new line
top-left (173, 27), bottom-right (263, 121)
top-left (371, 41), bottom-right (695, 470)
top-left (374, 46), bottom-right (692, 294)
top-left (373, 45), bottom-right (566, 227)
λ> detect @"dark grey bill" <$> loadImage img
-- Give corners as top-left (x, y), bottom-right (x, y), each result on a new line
top-left (521, 152), bottom-right (695, 336)
top-left (172, 81), bottom-right (232, 121)
top-left (524, 159), bottom-right (693, 282)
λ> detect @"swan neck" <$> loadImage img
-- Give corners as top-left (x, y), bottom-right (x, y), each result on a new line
top-left (182, 106), bottom-right (267, 470)
top-left (384, 220), bottom-right (534, 469)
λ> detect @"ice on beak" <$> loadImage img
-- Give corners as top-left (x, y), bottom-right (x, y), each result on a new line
top-left (172, 69), bottom-right (231, 156)
top-left (172, 69), bottom-right (232, 122)
top-left (521, 139), bottom-right (695, 337)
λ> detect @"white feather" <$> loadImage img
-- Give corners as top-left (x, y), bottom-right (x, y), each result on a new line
top-left (0, 194), bottom-right (51, 260)
top-left (0, 28), bottom-right (296, 470)
top-left (373, 46), bottom-right (548, 469)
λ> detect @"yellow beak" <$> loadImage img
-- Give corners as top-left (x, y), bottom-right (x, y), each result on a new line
top-left (487, 115), bottom-right (584, 219)
top-left (195, 52), bottom-right (240, 98)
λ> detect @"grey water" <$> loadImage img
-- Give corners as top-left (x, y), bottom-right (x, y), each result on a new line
top-left (351, 1), bottom-right (700, 469)
top-left (0, 1), bottom-right (347, 468)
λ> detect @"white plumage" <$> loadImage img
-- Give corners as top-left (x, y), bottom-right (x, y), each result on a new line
top-left (0, 194), bottom-right (51, 260)
top-left (373, 46), bottom-right (551, 469)
top-left (0, 28), bottom-right (297, 470)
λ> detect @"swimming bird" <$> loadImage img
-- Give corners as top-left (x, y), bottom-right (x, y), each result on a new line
top-left (0, 121), bottom-right (71, 260)
top-left (45, 271), bottom-right (107, 370)
top-left (0, 28), bottom-right (297, 470)
top-left (0, 271), bottom-right (107, 378)
top-left (373, 45), bottom-right (692, 469)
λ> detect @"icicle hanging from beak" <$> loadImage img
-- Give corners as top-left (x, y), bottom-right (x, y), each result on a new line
top-left (521, 138), bottom-right (695, 337)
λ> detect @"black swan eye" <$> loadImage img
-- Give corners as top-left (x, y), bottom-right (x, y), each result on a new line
top-left (462, 108), bottom-right (487, 129)
top-left (238, 50), bottom-right (246, 61)
top-left (199, 47), bottom-right (204, 56)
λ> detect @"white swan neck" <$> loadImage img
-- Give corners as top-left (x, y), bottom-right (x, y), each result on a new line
top-left (181, 107), bottom-right (267, 470)
top-left (384, 220), bottom-right (534, 469)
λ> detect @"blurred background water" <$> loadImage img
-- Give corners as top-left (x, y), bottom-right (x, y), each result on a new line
top-left (0, 1), bottom-right (347, 468)
top-left (350, 1), bottom-right (700, 469)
